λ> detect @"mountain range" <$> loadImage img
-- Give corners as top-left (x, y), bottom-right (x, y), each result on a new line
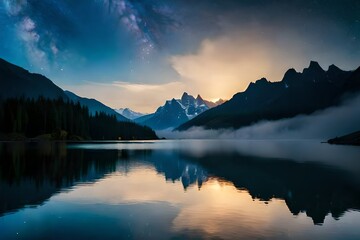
top-left (0, 58), bottom-right (67, 100)
top-left (0, 58), bottom-right (128, 122)
top-left (177, 61), bottom-right (360, 131)
top-left (116, 108), bottom-right (146, 120)
top-left (135, 92), bottom-right (224, 130)
top-left (65, 91), bottom-right (128, 121)
top-left (2, 57), bottom-right (360, 137)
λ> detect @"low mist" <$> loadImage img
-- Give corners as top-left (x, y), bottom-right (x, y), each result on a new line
top-left (158, 93), bottom-right (360, 140)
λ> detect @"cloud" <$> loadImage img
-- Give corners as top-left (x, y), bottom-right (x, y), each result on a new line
top-left (170, 14), bottom-right (360, 102)
top-left (103, 0), bottom-right (178, 59)
top-left (170, 33), bottom-right (304, 101)
top-left (113, 81), bottom-right (182, 93)
top-left (63, 80), bottom-right (186, 113)
top-left (3, 0), bottom-right (27, 16)
top-left (160, 93), bottom-right (360, 140)
top-left (3, 1), bottom-right (58, 70)
top-left (16, 17), bottom-right (49, 69)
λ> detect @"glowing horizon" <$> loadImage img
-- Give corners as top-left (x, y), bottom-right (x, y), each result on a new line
top-left (1, 0), bottom-right (359, 113)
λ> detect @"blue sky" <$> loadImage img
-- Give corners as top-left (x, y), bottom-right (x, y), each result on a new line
top-left (1, 0), bottom-right (360, 112)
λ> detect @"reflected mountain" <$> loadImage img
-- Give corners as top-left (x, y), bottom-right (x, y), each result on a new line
top-left (0, 143), bottom-right (206, 216)
top-left (180, 151), bottom-right (360, 225)
top-left (0, 143), bottom-right (120, 216)
top-left (1, 142), bottom-right (359, 225)
top-left (144, 151), bottom-right (208, 190)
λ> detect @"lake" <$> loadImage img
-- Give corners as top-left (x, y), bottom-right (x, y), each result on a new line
top-left (0, 140), bottom-right (360, 239)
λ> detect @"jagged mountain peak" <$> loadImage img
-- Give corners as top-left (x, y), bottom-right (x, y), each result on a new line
top-left (303, 60), bottom-right (325, 74)
top-left (282, 68), bottom-right (301, 83)
top-left (309, 60), bottom-right (322, 68)
top-left (255, 77), bottom-right (269, 84)
top-left (116, 108), bottom-right (146, 120)
top-left (181, 92), bottom-right (195, 105)
top-left (328, 64), bottom-right (342, 73)
top-left (283, 68), bottom-right (298, 77)
top-left (196, 95), bottom-right (206, 106)
top-left (245, 77), bottom-right (270, 91)
top-left (181, 92), bottom-right (189, 98)
top-left (136, 92), bottom-right (223, 130)
top-left (177, 61), bottom-right (357, 131)
top-left (171, 98), bottom-right (179, 104)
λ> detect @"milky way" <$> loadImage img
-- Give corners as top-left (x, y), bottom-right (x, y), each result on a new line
top-left (1, 0), bottom-right (177, 68)
top-left (102, 0), bottom-right (178, 59)
top-left (1, 0), bottom-right (360, 111)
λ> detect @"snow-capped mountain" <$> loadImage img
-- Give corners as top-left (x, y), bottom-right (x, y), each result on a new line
top-left (180, 93), bottom-right (209, 118)
top-left (116, 108), bottom-right (146, 120)
top-left (135, 92), bottom-right (224, 130)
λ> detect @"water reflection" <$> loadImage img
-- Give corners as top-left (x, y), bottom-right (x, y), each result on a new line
top-left (1, 141), bottom-right (360, 239)
top-left (0, 143), bottom-right (207, 217)
top-left (0, 142), bottom-right (119, 216)
top-left (180, 151), bottom-right (360, 225)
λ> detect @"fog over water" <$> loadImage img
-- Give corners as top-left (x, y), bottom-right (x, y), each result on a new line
top-left (1, 139), bottom-right (360, 239)
top-left (160, 93), bottom-right (360, 140)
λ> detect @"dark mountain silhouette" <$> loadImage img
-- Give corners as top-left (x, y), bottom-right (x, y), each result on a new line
top-left (181, 150), bottom-right (360, 225)
top-left (0, 144), bottom-right (206, 217)
top-left (0, 143), bottom-right (122, 216)
top-left (2, 143), bottom-right (359, 225)
top-left (135, 92), bottom-right (223, 130)
top-left (0, 58), bottom-right (159, 140)
top-left (0, 98), bottom-right (158, 140)
top-left (177, 61), bottom-right (359, 131)
top-left (65, 91), bottom-right (128, 121)
top-left (328, 130), bottom-right (360, 146)
top-left (0, 58), bottom-right (68, 100)
top-left (0, 58), bottom-right (128, 121)
top-left (343, 66), bottom-right (360, 93)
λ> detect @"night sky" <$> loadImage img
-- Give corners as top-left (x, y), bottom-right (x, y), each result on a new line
top-left (1, 0), bottom-right (359, 112)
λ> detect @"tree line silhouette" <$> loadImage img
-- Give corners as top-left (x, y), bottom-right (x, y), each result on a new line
top-left (0, 97), bottom-right (158, 140)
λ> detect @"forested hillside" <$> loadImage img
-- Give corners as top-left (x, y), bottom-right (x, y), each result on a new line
top-left (0, 97), bottom-right (158, 140)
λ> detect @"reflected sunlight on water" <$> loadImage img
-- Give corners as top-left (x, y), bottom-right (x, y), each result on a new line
top-left (0, 140), bottom-right (360, 239)
top-left (53, 167), bottom-right (360, 239)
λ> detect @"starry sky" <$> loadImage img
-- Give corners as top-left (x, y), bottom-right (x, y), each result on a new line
top-left (1, 0), bottom-right (360, 112)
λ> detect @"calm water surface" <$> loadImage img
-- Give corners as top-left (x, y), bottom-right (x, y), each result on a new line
top-left (0, 140), bottom-right (360, 239)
